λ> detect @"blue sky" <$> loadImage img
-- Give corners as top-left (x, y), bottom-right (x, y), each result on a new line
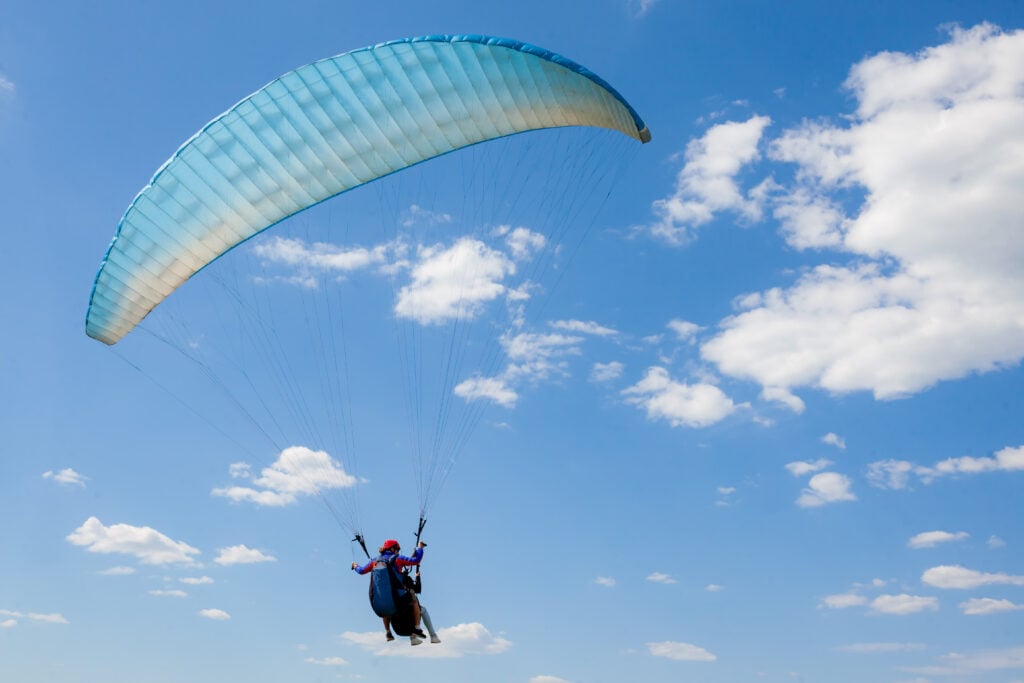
top-left (3, 2), bottom-right (1024, 682)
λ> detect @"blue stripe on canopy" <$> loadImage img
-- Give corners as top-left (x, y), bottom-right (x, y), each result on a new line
top-left (86, 34), bottom-right (650, 344)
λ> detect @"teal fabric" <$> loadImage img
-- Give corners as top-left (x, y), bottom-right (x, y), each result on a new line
top-left (86, 35), bottom-right (649, 344)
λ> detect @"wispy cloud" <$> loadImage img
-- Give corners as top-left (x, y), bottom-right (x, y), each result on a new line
top-left (819, 592), bottom-right (868, 609)
top-left (0, 610), bottom-right (69, 626)
top-left (922, 565), bottom-right (1024, 589)
top-left (785, 459), bottom-right (833, 476)
top-left (97, 566), bottom-right (135, 576)
top-left (42, 468), bottom-right (88, 487)
top-left (667, 319), bottom-right (702, 342)
top-left (304, 656), bottom-right (349, 666)
top-left (180, 576), bottom-right (214, 585)
top-left (870, 594), bottom-right (939, 615)
top-left (148, 589), bottom-right (187, 598)
top-left (590, 361), bottom-right (624, 382)
top-left (837, 642), bottom-right (926, 653)
top-left (550, 319), bottom-right (618, 337)
top-left (960, 598), bottom-right (1024, 615)
top-left (822, 433), bottom-right (846, 449)
top-left (593, 577), bottom-right (616, 588)
top-left (647, 572), bottom-right (677, 584)
top-left (198, 608), bottom-right (230, 620)
top-left (647, 641), bottom-right (717, 662)
top-left (67, 517), bottom-right (199, 566)
top-left (900, 644), bottom-right (1024, 677)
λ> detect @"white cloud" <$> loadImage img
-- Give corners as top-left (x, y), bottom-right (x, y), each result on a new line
top-left (212, 446), bottom-right (356, 507)
top-left (867, 459), bottom-right (917, 490)
top-left (67, 517), bottom-right (199, 566)
top-left (819, 593), bottom-right (867, 609)
top-left (454, 376), bottom-right (518, 407)
top-left (796, 472), bottom-right (856, 507)
top-left (705, 584), bottom-right (724, 592)
top-left (908, 531), bottom-right (969, 549)
top-left (837, 642), bottom-right (926, 653)
top-left (228, 462), bottom-right (251, 479)
top-left (785, 459), bottom-right (833, 476)
top-left (42, 468), bottom-right (87, 487)
top-left (593, 576), bottom-right (616, 588)
top-left (989, 535), bottom-right (1008, 549)
top-left (960, 598), bottom-right (1024, 615)
top-left (98, 566), bottom-right (135, 576)
top-left (647, 641), bottom-right (717, 662)
top-left (402, 204), bottom-right (451, 227)
top-left (623, 367), bottom-right (738, 428)
top-left (590, 361), bottom-right (624, 382)
top-left (667, 319), bottom-right (702, 342)
top-left (502, 332), bottom-right (583, 383)
top-left (530, 677), bottom-right (571, 683)
top-left (647, 572), bottom-right (677, 584)
top-left (149, 589), bottom-right (187, 598)
top-left (252, 235), bottom-right (392, 274)
top-left (821, 433), bottom-right (846, 449)
top-left (870, 594), bottom-right (939, 615)
top-left (395, 238), bottom-right (515, 324)
top-left (305, 656), bottom-right (349, 666)
top-left (0, 610), bottom-right (69, 625)
top-left (700, 26), bottom-right (1024, 401)
top-left (1, 619), bottom-right (15, 628)
top-left (500, 226), bottom-right (546, 260)
top-left (550, 319), bottom-right (617, 337)
top-left (341, 622), bottom-right (511, 658)
top-left (760, 386), bottom-right (805, 413)
top-left (922, 565), bottom-right (1024, 589)
top-left (900, 644), bottom-right (1024, 677)
top-left (646, 116), bottom-right (772, 244)
top-left (214, 545), bottom-right (276, 566)
top-left (631, 0), bottom-right (660, 19)
top-left (180, 576), bottom-right (214, 585)
top-left (0, 75), bottom-right (13, 93)
top-left (919, 445), bottom-right (1024, 481)
top-left (198, 608), bottom-right (230, 620)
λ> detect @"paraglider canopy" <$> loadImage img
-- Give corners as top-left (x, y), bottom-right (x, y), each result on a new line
top-left (85, 34), bottom-right (649, 346)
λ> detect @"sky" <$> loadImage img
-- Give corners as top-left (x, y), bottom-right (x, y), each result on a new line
top-left (2, 1), bottom-right (1024, 682)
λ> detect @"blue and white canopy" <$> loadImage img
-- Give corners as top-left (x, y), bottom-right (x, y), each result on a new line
top-left (86, 34), bottom-right (650, 344)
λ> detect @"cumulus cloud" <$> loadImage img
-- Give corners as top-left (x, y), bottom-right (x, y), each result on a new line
top-left (699, 25), bottom-right (1024, 401)
top-left (502, 332), bottom-right (583, 383)
top-left (796, 472), bottom-right (856, 507)
top-left (499, 226), bottom-right (546, 260)
top-left (590, 361), bottom-right (624, 382)
top-left (66, 517), bottom-right (199, 566)
top-left (960, 598), bottom-right (1024, 615)
top-left (623, 367), bottom-right (738, 428)
top-left (866, 459), bottom-right (917, 490)
top-left (341, 622), bottom-right (511, 658)
top-left (198, 608), bottom-right (230, 620)
top-left (760, 386), bottom-right (806, 413)
top-left (647, 572), bottom-right (678, 584)
top-left (822, 433), bottom-right (846, 449)
top-left (870, 594), bottom-right (939, 615)
top-left (454, 376), bottom-right (518, 407)
top-left (908, 531), bottom-right (969, 549)
top-left (647, 641), bottom-right (717, 662)
top-left (785, 459), bottom-right (833, 476)
top-left (645, 115), bottom-right (772, 244)
top-left (395, 238), bottom-right (515, 324)
top-left (214, 545), bottom-right (276, 566)
top-left (922, 565), bottom-right (1024, 589)
top-left (42, 468), bottom-right (87, 487)
top-left (918, 445), bottom-right (1024, 481)
top-left (212, 446), bottom-right (356, 507)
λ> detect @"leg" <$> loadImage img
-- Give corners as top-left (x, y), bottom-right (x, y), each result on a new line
top-left (382, 617), bottom-right (394, 641)
top-left (419, 604), bottom-right (440, 643)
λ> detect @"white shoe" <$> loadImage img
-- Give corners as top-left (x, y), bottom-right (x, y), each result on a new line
top-left (430, 635), bottom-right (441, 644)
top-left (410, 635), bottom-right (423, 646)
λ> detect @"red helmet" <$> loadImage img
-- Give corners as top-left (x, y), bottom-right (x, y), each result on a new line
top-left (381, 539), bottom-right (400, 552)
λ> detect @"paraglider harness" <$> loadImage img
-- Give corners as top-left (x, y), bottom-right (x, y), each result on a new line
top-left (355, 518), bottom-right (426, 637)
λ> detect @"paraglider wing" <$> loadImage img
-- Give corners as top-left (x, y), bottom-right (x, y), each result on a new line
top-left (85, 34), bottom-right (650, 345)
